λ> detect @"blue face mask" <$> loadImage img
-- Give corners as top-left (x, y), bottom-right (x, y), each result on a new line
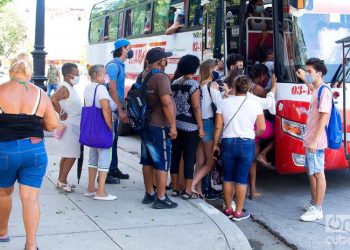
top-left (212, 71), bottom-right (219, 80)
top-left (255, 5), bottom-right (264, 13)
top-left (305, 74), bottom-right (315, 84)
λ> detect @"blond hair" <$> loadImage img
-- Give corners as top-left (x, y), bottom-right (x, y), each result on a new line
top-left (199, 59), bottom-right (216, 84)
top-left (9, 53), bottom-right (33, 80)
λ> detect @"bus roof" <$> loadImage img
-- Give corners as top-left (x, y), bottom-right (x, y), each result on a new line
top-left (336, 36), bottom-right (350, 45)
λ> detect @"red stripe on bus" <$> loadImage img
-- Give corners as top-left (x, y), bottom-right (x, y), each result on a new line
top-left (149, 41), bottom-right (167, 47)
top-left (130, 44), bottom-right (147, 48)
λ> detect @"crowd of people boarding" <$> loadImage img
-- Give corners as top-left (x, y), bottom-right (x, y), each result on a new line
top-left (0, 36), bottom-right (332, 249)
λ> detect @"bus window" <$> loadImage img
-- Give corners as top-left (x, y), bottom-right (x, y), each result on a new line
top-left (89, 18), bottom-right (104, 44)
top-left (144, 3), bottom-right (152, 34)
top-left (118, 12), bottom-right (124, 38)
top-left (188, 0), bottom-right (205, 27)
top-left (125, 9), bottom-right (133, 36)
top-left (153, 0), bottom-right (184, 33)
top-left (108, 13), bottom-right (120, 40)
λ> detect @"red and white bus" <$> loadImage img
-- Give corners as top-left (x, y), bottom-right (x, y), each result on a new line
top-left (87, 0), bottom-right (350, 174)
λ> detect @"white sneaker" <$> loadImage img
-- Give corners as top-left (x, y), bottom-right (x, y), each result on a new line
top-left (304, 201), bottom-right (313, 211)
top-left (300, 206), bottom-right (323, 222)
top-left (223, 201), bottom-right (236, 211)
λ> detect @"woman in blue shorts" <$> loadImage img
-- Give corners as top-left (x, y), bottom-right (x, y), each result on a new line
top-left (0, 53), bottom-right (58, 249)
top-left (213, 75), bottom-right (265, 221)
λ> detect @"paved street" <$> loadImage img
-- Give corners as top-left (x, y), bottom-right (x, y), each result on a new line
top-left (0, 137), bottom-right (250, 250)
top-left (118, 135), bottom-right (350, 250)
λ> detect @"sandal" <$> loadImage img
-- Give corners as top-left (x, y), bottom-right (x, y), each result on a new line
top-left (171, 189), bottom-right (183, 197)
top-left (0, 235), bottom-right (9, 242)
top-left (181, 192), bottom-right (199, 200)
top-left (56, 181), bottom-right (75, 193)
top-left (191, 190), bottom-right (204, 199)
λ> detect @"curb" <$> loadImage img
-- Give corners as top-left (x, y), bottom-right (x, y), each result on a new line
top-left (189, 199), bottom-right (252, 250)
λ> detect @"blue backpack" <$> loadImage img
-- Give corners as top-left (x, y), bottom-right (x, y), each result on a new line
top-left (317, 85), bottom-right (342, 149)
top-left (125, 69), bottom-right (161, 131)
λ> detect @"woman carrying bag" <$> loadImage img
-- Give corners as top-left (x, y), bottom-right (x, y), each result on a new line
top-left (81, 64), bottom-right (117, 201)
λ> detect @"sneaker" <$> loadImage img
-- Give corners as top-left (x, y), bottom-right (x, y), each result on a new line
top-left (223, 201), bottom-right (237, 211)
top-left (204, 192), bottom-right (219, 201)
top-left (232, 210), bottom-right (251, 221)
top-left (304, 200), bottom-right (313, 211)
top-left (152, 196), bottom-right (178, 209)
top-left (142, 192), bottom-right (156, 204)
top-left (105, 175), bottom-right (121, 184)
top-left (110, 169), bottom-right (129, 179)
top-left (223, 208), bottom-right (234, 219)
top-left (300, 206), bottom-right (323, 222)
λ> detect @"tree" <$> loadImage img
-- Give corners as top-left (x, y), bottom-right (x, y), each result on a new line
top-left (0, 0), bottom-right (12, 9)
top-left (0, 5), bottom-right (26, 57)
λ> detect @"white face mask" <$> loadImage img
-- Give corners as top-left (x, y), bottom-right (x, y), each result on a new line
top-left (71, 75), bottom-right (80, 85)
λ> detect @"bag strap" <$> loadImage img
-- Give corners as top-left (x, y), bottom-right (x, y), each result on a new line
top-left (92, 84), bottom-right (100, 107)
top-left (223, 97), bottom-right (247, 131)
top-left (207, 81), bottom-right (215, 103)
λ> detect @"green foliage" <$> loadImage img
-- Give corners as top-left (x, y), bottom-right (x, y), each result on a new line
top-left (0, 5), bottom-right (27, 57)
top-left (0, 0), bottom-right (12, 9)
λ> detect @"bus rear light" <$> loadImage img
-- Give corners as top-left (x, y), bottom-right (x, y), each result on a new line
top-left (292, 153), bottom-right (305, 167)
top-left (281, 118), bottom-right (306, 140)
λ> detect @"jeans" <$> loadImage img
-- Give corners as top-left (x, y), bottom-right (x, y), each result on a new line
top-left (221, 138), bottom-right (255, 184)
top-left (47, 83), bottom-right (58, 97)
top-left (109, 117), bottom-right (119, 173)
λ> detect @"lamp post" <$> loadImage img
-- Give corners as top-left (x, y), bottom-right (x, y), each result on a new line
top-left (31, 0), bottom-right (47, 91)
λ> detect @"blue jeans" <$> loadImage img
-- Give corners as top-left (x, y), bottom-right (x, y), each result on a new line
top-left (0, 138), bottom-right (47, 188)
top-left (47, 83), bottom-right (58, 97)
top-left (109, 117), bottom-right (119, 173)
top-left (305, 149), bottom-right (325, 175)
top-left (221, 138), bottom-right (255, 184)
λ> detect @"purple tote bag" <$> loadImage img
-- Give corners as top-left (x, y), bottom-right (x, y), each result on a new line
top-left (79, 85), bottom-right (113, 148)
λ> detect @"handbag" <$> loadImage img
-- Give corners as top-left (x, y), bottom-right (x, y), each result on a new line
top-left (53, 122), bottom-right (67, 139)
top-left (79, 85), bottom-right (113, 148)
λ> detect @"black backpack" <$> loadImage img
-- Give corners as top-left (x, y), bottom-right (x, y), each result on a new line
top-left (125, 69), bottom-right (160, 131)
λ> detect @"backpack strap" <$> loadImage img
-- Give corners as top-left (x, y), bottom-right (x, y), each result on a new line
top-left (105, 60), bottom-right (121, 80)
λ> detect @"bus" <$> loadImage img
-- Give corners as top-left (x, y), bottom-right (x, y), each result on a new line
top-left (87, 0), bottom-right (350, 174)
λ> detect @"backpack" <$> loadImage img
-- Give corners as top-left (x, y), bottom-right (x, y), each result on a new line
top-left (317, 85), bottom-right (342, 149)
top-left (125, 69), bottom-right (160, 131)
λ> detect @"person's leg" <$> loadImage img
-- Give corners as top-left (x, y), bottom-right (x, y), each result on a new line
top-left (0, 187), bottom-right (14, 238)
top-left (19, 184), bottom-right (40, 250)
top-left (170, 134), bottom-right (182, 191)
top-left (109, 118), bottom-right (119, 173)
top-left (221, 139), bottom-right (235, 209)
top-left (258, 141), bottom-right (274, 166)
top-left (308, 175), bottom-right (317, 203)
top-left (223, 182), bottom-right (234, 209)
top-left (234, 183), bottom-right (247, 212)
top-left (143, 165), bottom-right (155, 194)
top-left (155, 170), bottom-right (167, 199)
top-left (58, 157), bottom-right (76, 184)
top-left (249, 143), bottom-right (261, 199)
top-left (193, 142), bottom-right (205, 191)
top-left (314, 172), bottom-right (326, 207)
top-left (96, 171), bottom-right (108, 197)
top-left (182, 131), bottom-right (199, 195)
top-left (47, 84), bottom-right (52, 97)
top-left (87, 167), bottom-right (98, 193)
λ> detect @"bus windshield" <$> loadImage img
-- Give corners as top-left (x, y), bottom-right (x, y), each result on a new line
top-left (281, 0), bottom-right (350, 83)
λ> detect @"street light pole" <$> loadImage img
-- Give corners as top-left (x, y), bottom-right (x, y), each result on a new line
top-left (31, 0), bottom-right (47, 90)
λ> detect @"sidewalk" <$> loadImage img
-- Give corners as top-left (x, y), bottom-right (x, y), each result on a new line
top-left (1, 137), bottom-right (251, 250)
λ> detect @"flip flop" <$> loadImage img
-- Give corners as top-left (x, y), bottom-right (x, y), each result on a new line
top-left (249, 193), bottom-right (263, 201)
top-left (0, 235), bottom-right (9, 242)
top-left (256, 154), bottom-right (274, 169)
top-left (83, 191), bottom-right (96, 197)
top-left (93, 193), bottom-right (117, 201)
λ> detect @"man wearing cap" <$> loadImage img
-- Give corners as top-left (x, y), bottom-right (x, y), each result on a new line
top-left (140, 47), bottom-right (178, 209)
top-left (105, 38), bottom-right (134, 184)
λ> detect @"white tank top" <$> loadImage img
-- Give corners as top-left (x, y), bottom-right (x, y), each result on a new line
top-left (59, 81), bottom-right (82, 118)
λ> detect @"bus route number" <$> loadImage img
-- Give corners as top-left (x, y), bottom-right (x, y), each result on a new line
top-left (291, 85), bottom-right (311, 95)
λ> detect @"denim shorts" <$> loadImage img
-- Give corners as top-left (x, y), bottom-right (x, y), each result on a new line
top-left (140, 126), bottom-right (171, 171)
top-left (88, 147), bottom-right (111, 172)
top-left (0, 138), bottom-right (48, 188)
top-left (220, 138), bottom-right (255, 184)
top-left (202, 118), bottom-right (214, 143)
top-left (305, 149), bottom-right (325, 175)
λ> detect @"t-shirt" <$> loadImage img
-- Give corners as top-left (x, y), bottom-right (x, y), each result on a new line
top-left (303, 84), bottom-right (332, 149)
top-left (144, 71), bottom-right (174, 127)
top-left (106, 58), bottom-right (126, 103)
top-left (47, 67), bottom-right (60, 84)
top-left (201, 82), bottom-right (222, 119)
top-left (84, 82), bottom-right (116, 111)
top-left (171, 77), bottom-right (201, 132)
top-left (217, 95), bottom-right (263, 139)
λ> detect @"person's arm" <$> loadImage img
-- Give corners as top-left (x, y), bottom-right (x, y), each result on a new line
top-left (252, 84), bottom-right (267, 98)
top-left (42, 93), bottom-right (58, 131)
top-left (255, 114), bottom-right (266, 137)
top-left (50, 86), bottom-right (69, 121)
top-left (213, 113), bottom-right (224, 157)
top-left (100, 99), bottom-right (113, 131)
top-left (296, 69), bottom-right (314, 91)
top-left (165, 21), bottom-right (184, 35)
top-left (190, 89), bottom-right (204, 138)
top-left (159, 94), bottom-right (177, 139)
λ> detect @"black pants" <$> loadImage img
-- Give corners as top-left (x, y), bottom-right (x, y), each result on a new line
top-left (170, 130), bottom-right (199, 179)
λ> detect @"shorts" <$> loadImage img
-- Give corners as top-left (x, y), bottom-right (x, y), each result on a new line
top-left (0, 138), bottom-right (48, 188)
top-left (305, 149), bottom-right (325, 175)
top-left (202, 118), bottom-right (214, 143)
top-left (88, 147), bottom-right (111, 172)
top-left (140, 126), bottom-right (171, 171)
top-left (220, 138), bottom-right (255, 184)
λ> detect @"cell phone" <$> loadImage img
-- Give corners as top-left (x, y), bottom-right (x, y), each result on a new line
top-left (213, 149), bottom-right (220, 159)
top-left (215, 79), bottom-right (224, 86)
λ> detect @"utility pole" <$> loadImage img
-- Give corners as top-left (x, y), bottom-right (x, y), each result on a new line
top-left (31, 0), bottom-right (47, 90)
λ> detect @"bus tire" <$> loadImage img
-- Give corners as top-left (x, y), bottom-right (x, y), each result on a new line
top-left (118, 121), bottom-right (131, 136)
